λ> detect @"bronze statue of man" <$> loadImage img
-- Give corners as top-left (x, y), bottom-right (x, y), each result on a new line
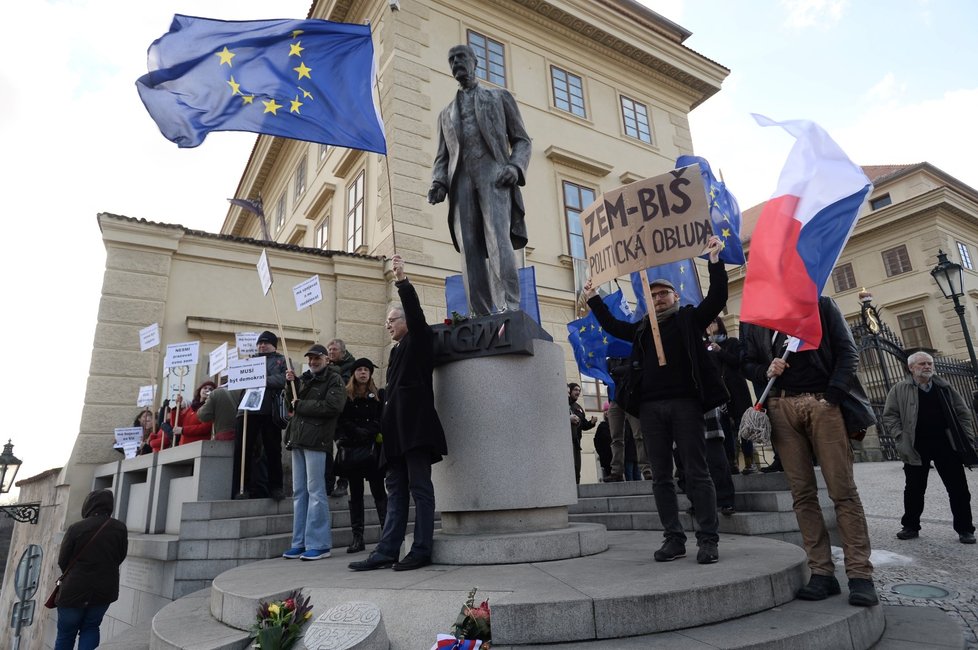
top-left (428, 44), bottom-right (532, 316)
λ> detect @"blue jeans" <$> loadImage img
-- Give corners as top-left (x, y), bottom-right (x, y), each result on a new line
top-left (55, 604), bottom-right (110, 650)
top-left (291, 448), bottom-right (332, 551)
top-left (376, 449), bottom-right (434, 559)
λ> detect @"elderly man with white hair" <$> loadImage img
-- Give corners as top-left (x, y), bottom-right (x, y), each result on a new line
top-left (883, 351), bottom-right (978, 544)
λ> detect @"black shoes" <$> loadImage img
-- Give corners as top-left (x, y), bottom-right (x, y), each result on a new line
top-left (604, 473), bottom-right (624, 483)
top-left (653, 538), bottom-right (687, 562)
top-left (847, 578), bottom-right (879, 607)
top-left (720, 505), bottom-right (737, 517)
top-left (332, 479), bottom-right (349, 498)
top-left (269, 488), bottom-right (285, 501)
top-left (796, 574), bottom-right (841, 601)
top-left (348, 551), bottom-right (395, 571)
top-left (347, 533), bottom-right (365, 554)
top-left (960, 532), bottom-right (976, 544)
top-left (696, 542), bottom-right (719, 564)
top-left (760, 460), bottom-right (783, 473)
top-left (393, 552), bottom-right (432, 571)
top-left (896, 528), bottom-right (919, 540)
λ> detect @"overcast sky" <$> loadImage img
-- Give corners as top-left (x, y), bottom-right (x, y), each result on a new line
top-left (1, 0), bottom-right (975, 491)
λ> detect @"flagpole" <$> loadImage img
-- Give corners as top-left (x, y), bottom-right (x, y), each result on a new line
top-left (268, 286), bottom-right (299, 401)
top-left (641, 281), bottom-right (667, 366)
top-left (238, 411), bottom-right (249, 498)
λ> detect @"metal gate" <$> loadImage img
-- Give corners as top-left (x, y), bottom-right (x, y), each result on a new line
top-left (849, 318), bottom-right (908, 461)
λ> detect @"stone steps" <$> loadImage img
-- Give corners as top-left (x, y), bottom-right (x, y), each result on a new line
top-left (150, 531), bottom-right (881, 649)
top-left (150, 588), bottom-right (249, 650)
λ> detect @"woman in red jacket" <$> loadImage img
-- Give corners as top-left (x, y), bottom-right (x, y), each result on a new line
top-left (177, 381), bottom-right (217, 446)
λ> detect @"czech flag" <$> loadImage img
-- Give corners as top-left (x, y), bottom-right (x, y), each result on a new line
top-left (740, 115), bottom-right (871, 348)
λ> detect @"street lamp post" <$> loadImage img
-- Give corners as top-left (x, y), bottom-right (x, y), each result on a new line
top-left (931, 249), bottom-right (978, 385)
top-left (0, 440), bottom-right (40, 524)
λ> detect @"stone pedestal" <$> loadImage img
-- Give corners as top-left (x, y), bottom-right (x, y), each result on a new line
top-left (431, 340), bottom-right (607, 562)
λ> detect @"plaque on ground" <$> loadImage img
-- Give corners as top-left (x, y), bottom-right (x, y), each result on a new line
top-left (301, 601), bottom-right (387, 650)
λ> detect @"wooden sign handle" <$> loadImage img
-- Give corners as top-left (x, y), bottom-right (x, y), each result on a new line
top-left (641, 280), bottom-right (667, 366)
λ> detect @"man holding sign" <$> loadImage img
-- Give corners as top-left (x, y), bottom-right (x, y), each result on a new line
top-left (583, 235), bottom-right (727, 565)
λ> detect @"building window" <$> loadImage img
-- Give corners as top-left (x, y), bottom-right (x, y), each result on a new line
top-left (620, 96), bottom-right (652, 144)
top-left (315, 217), bottom-right (329, 250)
top-left (293, 155), bottom-right (307, 204)
top-left (870, 194), bottom-right (892, 210)
top-left (467, 31), bottom-right (506, 87)
top-left (897, 310), bottom-right (932, 350)
top-left (563, 180), bottom-right (597, 259)
top-left (958, 241), bottom-right (974, 270)
top-left (345, 170), bottom-right (365, 253)
top-left (319, 144), bottom-right (329, 162)
top-left (551, 66), bottom-right (586, 118)
top-left (881, 244), bottom-right (912, 277)
top-left (275, 194), bottom-right (286, 234)
top-left (831, 263), bottom-right (857, 293)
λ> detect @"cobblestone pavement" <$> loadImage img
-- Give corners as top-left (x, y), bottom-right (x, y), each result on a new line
top-left (851, 460), bottom-right (978, 648)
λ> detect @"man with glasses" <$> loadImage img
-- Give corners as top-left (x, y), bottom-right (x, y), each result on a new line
top-left (350, 255), bottom-right (448, 572)
top-left (583, 235), bottom-right (728, 565)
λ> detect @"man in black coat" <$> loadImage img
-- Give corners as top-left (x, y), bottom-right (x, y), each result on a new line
top-left (350, 255), bottom-right (448, 572)
top-left (55, 489), bottom-right (128, 650)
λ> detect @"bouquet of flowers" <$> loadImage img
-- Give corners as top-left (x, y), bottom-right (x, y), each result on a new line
top-left (431, 587), bottom-right (491, 649)
top-left (250, 589), bottom-right (314, 650)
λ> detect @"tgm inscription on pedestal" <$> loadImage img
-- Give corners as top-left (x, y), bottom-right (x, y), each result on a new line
top-left (301, 601), bottom-right (387, 650)
top-left (432, 310), bottom-right (553, 365)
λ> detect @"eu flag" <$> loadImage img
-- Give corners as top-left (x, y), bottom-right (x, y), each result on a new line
top-left (136, 15), bottom-right (387, 154)
top-left (630, 259), bottom-right (703, 318)
top-left (567, 289), bottom-right (633, 389)
top-left (677, 155), bottom-right (745, 265)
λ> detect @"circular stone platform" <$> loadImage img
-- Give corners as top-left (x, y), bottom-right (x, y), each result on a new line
top-left (205, 532), bottom-right (888, 648)
top-left (432, 522), bottom-right (607, 564)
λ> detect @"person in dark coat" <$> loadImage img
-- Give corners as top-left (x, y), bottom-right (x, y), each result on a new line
top-left (593, 402), bottom-right (613, 481)
top-left (706, 317), bottom-right (757, 473)
top-left (350, 255), bottom-right (447, 572)
top-left (55, 489), bottom-right (128, 650)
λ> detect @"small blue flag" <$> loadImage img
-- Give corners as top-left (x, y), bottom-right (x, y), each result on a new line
top-left (677, 155), bottom-right (745, 265)
top-left (445, 267), bottom-right (541, 324)
top-left (567, 289), bottom-right (633, 393)
top-left (137, 15), bottom-right (387, 153)
top-left (630, 259), bottom-right (703, 318)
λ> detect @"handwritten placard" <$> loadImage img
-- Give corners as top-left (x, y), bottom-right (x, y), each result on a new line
top-left (580, 164), bottom-right (710, 286)
top-left (139, 323), bottom-right (160, 351)
top-left (236, 332), bottom-right (258, 357)
top-left (136, 385), bottom-right (156, 407)
top-left (226, 357), bottom-right (267, 391)
top-left (208, 343), bottom-right (229, 377)
top-left (257, 249), bottom-right (273, 296)
top-left (114, 427), bottom-right (144, 459)
top-left (163, 341), bottom-right (200, 370)
top-left (293, 275), bottom-right (323, 311)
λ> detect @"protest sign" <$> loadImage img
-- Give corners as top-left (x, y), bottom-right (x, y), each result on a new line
top-left (293, 275), bottom-right (323, 311)
top-left (257, 249), bottom-right (273, 296)
top-left (239, 387), bottom-right (265, 411)
top-left (139, 323), bottom-right (160, 351)
top-left (163, 341), bottom-right (200, 369)
top-left (226, 357), bottom-right (267, 391)
top-left (579, 164), bottom-right (710, 287)
top-left (136, 385), bottom-right (156, 407)
top-left (114, 427), bottom-right (144, 459)
top-left (236, 332), bottom-right (258, 357)
top-left (208, 343), bottom-right (229, 377)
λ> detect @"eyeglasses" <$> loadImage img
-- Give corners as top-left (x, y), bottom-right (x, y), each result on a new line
top-left (385, 316), bottom-right (404, 326)
top-left (650, 289), bottom-right (675, 300)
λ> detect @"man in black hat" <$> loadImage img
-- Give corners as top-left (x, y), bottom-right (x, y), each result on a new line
top-left (243, 330), bottom-right (290, 499)
top-left (584, 235), bottom-right (727, 565)
top-left (349, 254), bottom-right (448, 572)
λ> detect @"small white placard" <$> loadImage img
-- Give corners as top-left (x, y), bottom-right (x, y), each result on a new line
top-left (293, 275), bottom-right (323, 311)
top-left (114, 427), bottom-right (144, 459)
top-left (164, 341), bottom-right (200, 369)
top-left (787, 336), bottom-right (802, 352)
top-left (240, 387), bottom-right (266, 411)
top-left (226, 357), bottom-right (267, 391)
top-left (208, 343), bottom-right (229, 377)
top-left (257, 249), bottom-right (273, 296)
top-left (236, 332), bottom-right (258, 357)
top-left (139, 323), bottom-right (161, 351)
top-left (136, 385), bottom-right (156, 407)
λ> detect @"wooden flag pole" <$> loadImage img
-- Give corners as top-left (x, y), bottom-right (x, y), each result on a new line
top-left (268, 286), bottom-right (299, 401)
top-left (171, 390), bottom-right (183, 449)
top-left (641, 280), bottom-right (667, 366)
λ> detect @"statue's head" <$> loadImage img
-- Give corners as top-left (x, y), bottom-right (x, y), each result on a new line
top-left (448, 44), bottom-right (478, 86)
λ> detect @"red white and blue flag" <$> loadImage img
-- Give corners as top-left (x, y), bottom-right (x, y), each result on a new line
top-left (741, 115), bottom-right (872, 348)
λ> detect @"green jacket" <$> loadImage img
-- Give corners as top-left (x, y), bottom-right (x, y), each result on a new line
top-left (883, 374), bottom-right (976, 465)
top-left (284, 365), bottom-right (346, 451)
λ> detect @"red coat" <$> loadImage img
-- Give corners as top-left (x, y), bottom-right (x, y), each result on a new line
top-left (177, 406), bottom-right (212, 445)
